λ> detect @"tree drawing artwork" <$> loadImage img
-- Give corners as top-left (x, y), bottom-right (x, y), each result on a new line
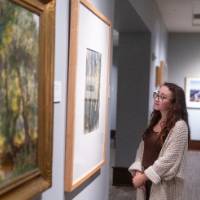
top-left (0, 0), bottom-right (39, 184)
top-left (84, 49), bottom-right (101, 134)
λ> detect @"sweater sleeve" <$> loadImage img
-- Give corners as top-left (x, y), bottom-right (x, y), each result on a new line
top-left (144, 120), bottom-right (188, 184)
top-left (128, 140), bottom-right (144, 175)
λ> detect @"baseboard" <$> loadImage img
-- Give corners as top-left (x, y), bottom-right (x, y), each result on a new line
top-left (110, 129), bottom-right (116, 139)
top-left (189, 140), bottom-right (200, 150)
top-left (112, 166), bottom-right (132, 186)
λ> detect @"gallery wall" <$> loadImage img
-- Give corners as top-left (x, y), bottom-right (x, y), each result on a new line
top-left (128, 0), bottom-right (168, 114)
top-left (115, 32), bottom-right (151, 167)
top-left (33, 0), bottom-right (69, 200)
top-left (33, 0), bottom-right (114, 200)
top-left (114, 0), bottom-right (168, 169)
top-left (110, 48), bottom-right (118, 130)
top-left (33, 0), bottom-right (168, 199)
top-left (168, 33), bottom-right (200, 140)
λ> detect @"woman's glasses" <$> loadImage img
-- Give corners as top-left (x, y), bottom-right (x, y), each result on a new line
top-left (153, 91), bottom-right (168, 102)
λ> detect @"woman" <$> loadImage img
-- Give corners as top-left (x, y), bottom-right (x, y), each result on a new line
top-left (129, 82), bottom-right (189, 200)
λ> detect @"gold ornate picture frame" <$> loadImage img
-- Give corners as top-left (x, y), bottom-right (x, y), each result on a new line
top-left (0, 0), bottom-right (55, 199)
top-left (65, 0), bottom-right (111, 192)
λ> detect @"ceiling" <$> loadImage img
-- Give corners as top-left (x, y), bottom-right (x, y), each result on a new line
top-left (155, 0), bottom-right (200, 32)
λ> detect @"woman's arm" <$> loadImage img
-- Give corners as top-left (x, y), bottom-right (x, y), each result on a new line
top-left (128, 140), bottom-right (144, 176)
top-left (132, 172), bottom-right (148, 188)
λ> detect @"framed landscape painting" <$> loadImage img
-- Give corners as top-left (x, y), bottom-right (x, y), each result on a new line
top-left (185, 77), bottom-right (200, 108)
top-left (0, 0), bottom-right (55, 199)
top-left (65, 0), bottom-right (111, 192)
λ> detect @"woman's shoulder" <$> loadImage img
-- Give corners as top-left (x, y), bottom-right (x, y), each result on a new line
top-left (170, 119), bottom-right (188, 137)
top-left (174, 120), bottom-right (188, 130)
top-left (163, 120), bottom-right (189, 145)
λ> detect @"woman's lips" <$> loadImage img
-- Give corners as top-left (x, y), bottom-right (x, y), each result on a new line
top-left (154, 102), bottom-right (160, 108)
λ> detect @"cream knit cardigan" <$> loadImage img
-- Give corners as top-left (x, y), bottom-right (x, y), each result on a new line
top-left (129, 120), bottom-right (188, 200)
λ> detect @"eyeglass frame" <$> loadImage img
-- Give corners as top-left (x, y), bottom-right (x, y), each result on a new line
top-left (153, 91), bottom-right (172, 102)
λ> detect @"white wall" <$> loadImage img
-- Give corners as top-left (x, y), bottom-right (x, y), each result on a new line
top-left (168, 33), bottom-right (200, 141)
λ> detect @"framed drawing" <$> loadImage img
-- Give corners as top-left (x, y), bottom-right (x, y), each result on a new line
top-left (185, 77), bottom-right (200, 108)
top-left (0, 0), bottom-right (55, 199)
top-left (65, 0), bottom-right (111, 191)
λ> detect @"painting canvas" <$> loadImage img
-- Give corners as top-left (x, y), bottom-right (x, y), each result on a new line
top-left (84, 49), bottom-right (101, 133)
top-left (185, 77), bottom-right (200, 108)
top-left (0, 0), bottom-right (39, 185)
top-left (0, 0), bottom-right (55, 198)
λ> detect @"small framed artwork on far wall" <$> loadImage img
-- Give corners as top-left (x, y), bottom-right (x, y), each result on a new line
top-left (155, 60), bottom-right (165, 87)
top-left (185, 77), bottom-right (200, 108)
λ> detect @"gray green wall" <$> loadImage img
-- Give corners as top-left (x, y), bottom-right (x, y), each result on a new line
top-left (34, 0), bottom-right (168, 199)
top-left (168, 33), bottom-right (200, 141)
top-left (114, 0), bottom-right (168, 168)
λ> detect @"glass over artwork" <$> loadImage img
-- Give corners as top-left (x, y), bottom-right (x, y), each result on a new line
top-left (84, 49), bottom-right (101, 133)
top-left (0, 0), bottom-right (39, 185)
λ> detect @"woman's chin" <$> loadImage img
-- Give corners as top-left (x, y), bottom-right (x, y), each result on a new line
top-left (153, 106), bottom-right (159, 111)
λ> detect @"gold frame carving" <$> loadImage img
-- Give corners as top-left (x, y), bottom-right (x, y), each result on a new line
top-left (65, 0), bottom-right (111, 192)
top-left (0, 0), bottom-right (55, 199)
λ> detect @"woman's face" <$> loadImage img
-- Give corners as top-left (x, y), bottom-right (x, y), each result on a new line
top-left (153, 85), bottom-right (173, 112)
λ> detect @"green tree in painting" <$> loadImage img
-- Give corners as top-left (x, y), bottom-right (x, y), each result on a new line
top-left (0, 0), bottom-right (39, 182)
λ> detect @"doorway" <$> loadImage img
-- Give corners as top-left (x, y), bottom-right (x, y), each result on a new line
top-left (109, 0), bottom-right (151, 199)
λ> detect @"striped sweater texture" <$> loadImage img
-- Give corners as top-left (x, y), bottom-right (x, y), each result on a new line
top-left (129, 120), bottom-right (188, 200)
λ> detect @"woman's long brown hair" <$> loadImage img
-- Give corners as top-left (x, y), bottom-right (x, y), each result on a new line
top-left (143, 82), bottom-right (190, 144)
